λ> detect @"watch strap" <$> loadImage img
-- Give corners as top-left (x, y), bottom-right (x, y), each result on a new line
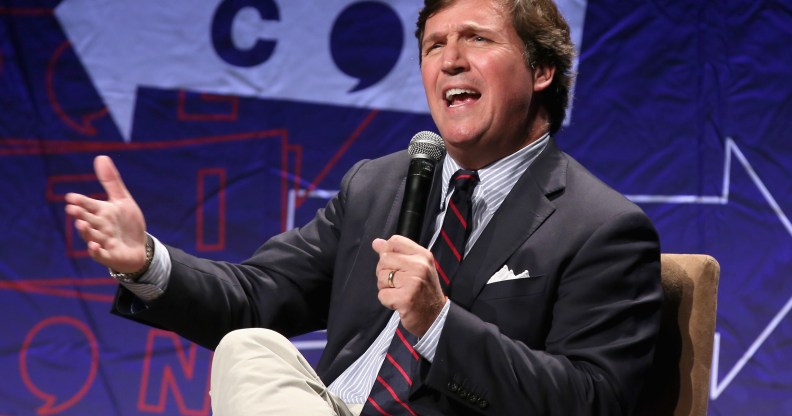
top-left (109, 234), bottom-right (154, 283)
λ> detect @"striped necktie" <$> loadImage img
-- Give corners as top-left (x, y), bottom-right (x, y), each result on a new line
top-left (361, 169), bottom-right (479, 416)
top-left (432, 169), bottom-right (479, 291)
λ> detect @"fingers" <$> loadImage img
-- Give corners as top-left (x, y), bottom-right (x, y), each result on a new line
top-left (94, 155), bottom-right (131, 201)
top-left (377, 287), bottom-right (397, 311)
top-left (376, 270), bottom-right (408, 311)
top-left (65, 196), bottom-right (114, 234)
top-left (65, 192), bottom-right (116, 250)
top-left (387, 269), bottom-right (396, 289)
top-left (377, 268), bottom-right (401, 291)
top-left (64, 156), bottom-right (131, 208)
top-left (72, 214), bottom-right (115, 266)
top-left (371, 237), bottom-right (390, 255)
top-left (85, 240), bottom-right (116, 265)
top-left (372, 235), bottom-right (433, 266)
top-left (376, 255), bottom-right (435, 286)
top-left (74, 217), bottom-right (110, 246)
top-left (65, 192), bottom-right (103, 214)
top-left (375, 235), bottom-right (425, 254)
top-left (373, 236), bottom-right (445, 337)
top-left (373, 235), bottom-right (436, 286)
top-left (67, 202), bottom-right (103, 227)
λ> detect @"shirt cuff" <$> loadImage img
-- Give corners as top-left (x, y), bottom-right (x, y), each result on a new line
top-left (414, 298), bottom-right (451, 363)
top-left (118, 235), bottom-right (172, 303)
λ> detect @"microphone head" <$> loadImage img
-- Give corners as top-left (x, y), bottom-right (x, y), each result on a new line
top-left (408, 131), bottom-right (445, 161)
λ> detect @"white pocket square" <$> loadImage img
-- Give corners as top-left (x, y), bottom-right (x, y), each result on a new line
top-left (487, 265), bottom-right (531, 284)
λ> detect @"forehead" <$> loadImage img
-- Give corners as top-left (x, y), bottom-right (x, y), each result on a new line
top-left (423, 0), bottom-right (511, 33)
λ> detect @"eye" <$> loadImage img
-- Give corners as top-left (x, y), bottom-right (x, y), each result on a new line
top-left (472, 35), bottom-right (489, 43)
top-left (423, 42), bottom-right (443, 55)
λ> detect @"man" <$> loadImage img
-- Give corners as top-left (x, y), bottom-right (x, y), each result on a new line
top-left (65, 0), bottom-right (662, 414)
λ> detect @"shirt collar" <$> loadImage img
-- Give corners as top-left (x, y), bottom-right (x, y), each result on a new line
top-left (441, 132), bottom-right (551, 201)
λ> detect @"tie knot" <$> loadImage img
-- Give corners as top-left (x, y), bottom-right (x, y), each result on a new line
top-left (451, 169), bottom-right (479, 194)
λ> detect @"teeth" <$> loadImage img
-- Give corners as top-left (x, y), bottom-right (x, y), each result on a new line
top-left (445, 88), bottom-right (478, 101)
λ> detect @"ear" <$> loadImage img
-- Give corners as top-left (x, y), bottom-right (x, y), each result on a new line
top-left (532, 64), bottom-right (555, 92)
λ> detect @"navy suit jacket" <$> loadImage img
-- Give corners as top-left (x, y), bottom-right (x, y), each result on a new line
top-left (114, 139), bottom-right (662, 415)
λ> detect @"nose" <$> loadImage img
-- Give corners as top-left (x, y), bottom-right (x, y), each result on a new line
top-left (441, 41), bottom-right (468, 75)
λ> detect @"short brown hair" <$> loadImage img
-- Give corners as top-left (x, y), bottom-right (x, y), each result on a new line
top-left (416, 0), bottom-right (575, 135)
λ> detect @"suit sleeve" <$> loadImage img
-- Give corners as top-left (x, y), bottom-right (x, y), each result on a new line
top-left (424, 210), bottom-right (662, 415)
top-left (112, 159), bottom-right (370, 350)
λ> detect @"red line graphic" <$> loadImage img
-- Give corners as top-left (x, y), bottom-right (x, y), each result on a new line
top-left (178, 90), bottom-right (239, 121)
top-left (46, 173), bottom-right (104, 202)
top-left (47, 173), bottom-right (107, 258)
top-left (286, 143), bottom-right (303, 198)
top-left (280, 130), bottom-right (290, 229)
top-left (0, 278), bottom-right (116, 303)
top-left (46, 41), bottom-right (109, 136)
top-left (138, 330), bottom-right (211, 416)
top-left (295, 110), bottom-right (379, 207)
top-left (19, 316), bottom-right (99, 415)
top-left (65, 213), bottom-right (89, 258)
top-left (196, 168), bottom-right (227, 251)
top-left (0, 129), bottom-right (286, 156)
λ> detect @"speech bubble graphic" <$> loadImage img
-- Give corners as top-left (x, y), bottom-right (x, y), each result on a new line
top-left (331, 1), bottom-right (403, 92)
top-left (19, 316), bottom-right (99, 415)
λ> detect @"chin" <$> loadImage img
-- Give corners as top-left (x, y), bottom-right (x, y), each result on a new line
top-left (439, 129), bottom-right (482, 147)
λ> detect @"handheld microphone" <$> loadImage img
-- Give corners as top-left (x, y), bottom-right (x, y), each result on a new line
top-left (396, 131), bottom-right (445, 242)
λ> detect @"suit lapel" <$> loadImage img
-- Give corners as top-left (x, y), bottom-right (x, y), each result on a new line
top-left (448, 140), bottom-right (568, 308)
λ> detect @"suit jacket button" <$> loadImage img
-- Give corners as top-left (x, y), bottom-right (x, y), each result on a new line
top-left (468, 394), bottom-right (479, 403)
top-left (459, 390), bottom-right (468, 399)
top-left (478, 399), bottom-right (489, 409)
top-left (448, 382), bottom-right (459, 393)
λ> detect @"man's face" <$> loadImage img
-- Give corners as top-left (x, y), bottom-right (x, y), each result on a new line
top-left (420, 0), bottom-right (546, 169)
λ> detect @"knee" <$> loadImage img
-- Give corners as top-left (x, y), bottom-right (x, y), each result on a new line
top-left (215, 328), bottom-right (289, 355)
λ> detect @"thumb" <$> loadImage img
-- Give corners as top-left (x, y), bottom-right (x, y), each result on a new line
top-left (371, 238), bottom-right (391, 255)
top-left (94, 155), bottom-right (131, 201)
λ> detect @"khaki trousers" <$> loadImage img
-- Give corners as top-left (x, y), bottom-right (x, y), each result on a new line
top-left (210, 328), bottom-right (363, 416)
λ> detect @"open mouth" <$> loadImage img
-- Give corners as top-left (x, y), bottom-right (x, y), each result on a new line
top-left (445, 88), bottom-right (481, 108)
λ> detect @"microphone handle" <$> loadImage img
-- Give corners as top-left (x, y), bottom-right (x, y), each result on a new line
top-left (396, 157), bottom-right (436, 242)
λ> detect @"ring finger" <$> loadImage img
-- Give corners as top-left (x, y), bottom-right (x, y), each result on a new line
top-left (378, 269), bottom-right (399, 290)
top-left (75, 219), bottom-right (109, 246)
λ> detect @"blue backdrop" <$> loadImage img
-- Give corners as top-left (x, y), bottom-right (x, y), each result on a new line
top-left (1, 0), bottom-right (791, 414)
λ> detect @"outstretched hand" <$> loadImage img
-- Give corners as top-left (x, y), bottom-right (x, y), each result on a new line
top-left (65, 156), bottom-right (148, 274)
top-left (373, 235), bottom-right (447, 337)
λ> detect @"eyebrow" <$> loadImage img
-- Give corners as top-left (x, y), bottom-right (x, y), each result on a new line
top-left (421, 22), bottom-right (495, 50)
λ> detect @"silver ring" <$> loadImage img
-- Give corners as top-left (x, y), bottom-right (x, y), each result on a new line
top-left (387, 270), bottom-right (396, 288)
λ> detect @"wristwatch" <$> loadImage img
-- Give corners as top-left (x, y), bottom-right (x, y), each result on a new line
top-left (109, 234), bottom-right (154, 283)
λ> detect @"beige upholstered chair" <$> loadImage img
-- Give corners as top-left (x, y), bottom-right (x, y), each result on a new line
top-left (635, 254), bottom-right (720, 416)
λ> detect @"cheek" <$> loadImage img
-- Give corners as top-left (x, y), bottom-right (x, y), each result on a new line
top-left (496, 71), bottom-right (534, 108)
top-left (420, 64), bottom-right (437, 93)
